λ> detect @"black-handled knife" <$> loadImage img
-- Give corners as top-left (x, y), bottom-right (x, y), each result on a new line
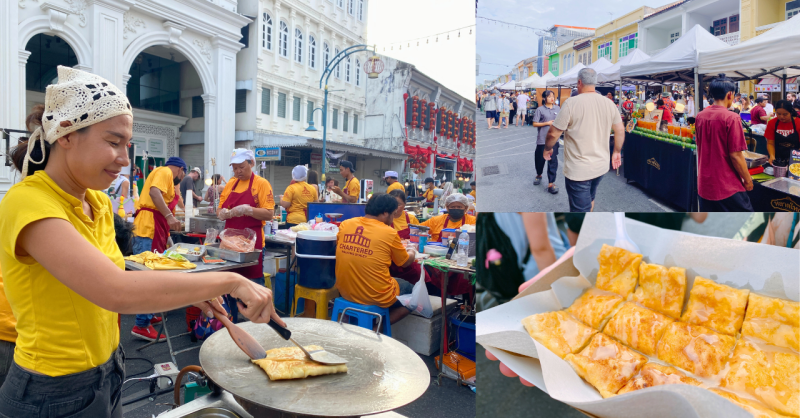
top-left (267, 320), bottom-right (292, 340)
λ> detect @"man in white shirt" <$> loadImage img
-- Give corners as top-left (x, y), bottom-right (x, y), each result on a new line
top-left (762, 94), bottom-right (774, 116)
top-left (516, 93), bottom-right (530, 127)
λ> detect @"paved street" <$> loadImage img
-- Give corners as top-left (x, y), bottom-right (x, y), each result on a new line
top-left (120, 312), bottom-right (474, 418)
top-left (475, 112), bottom-right (679, 212)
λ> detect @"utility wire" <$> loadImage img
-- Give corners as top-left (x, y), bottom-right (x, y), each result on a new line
top-left (372, 24), bottom-right (475, 52)
top-left (476, 16), bottom-right (548, 33)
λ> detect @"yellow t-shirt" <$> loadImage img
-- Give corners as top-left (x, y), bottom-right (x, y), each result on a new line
top-left (386, 182), bottom-right (405, 194)
top-left (219, 173), bottom-right (275, 244)
top-left (0, 171), bottom-right (121, 376)
top-left (421, 213), bottom-right (477, 242)
top-left (133, 166), bottom-right (175, 239)
top-left (335, 217), bottom-right (410, 308)
top-left (0, 260), bottom-right (17, 343)
top-left (281, 181), bottom-right (318, 224)
top-left (422, 188), bottom-right (435, 202)
top-left (392, 211), bottom-right (420, 233)
top-left (343, 177), bottom-right (360, 201)
top-left (470, 190), bottom-right (476, 201)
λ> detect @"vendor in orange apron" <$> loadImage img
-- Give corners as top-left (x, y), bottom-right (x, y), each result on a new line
top-left (332, 160), bottom-right (360, 203)
top-left (765, 100), bottom-right (800, 165)
top-left (280, 165), bottom-right (319, 228)
top-left (421, 177), bottom-right (435, 207)
top-left (420, 192), bottom-right (476, 242)
top-left (218, 148), bottom-right (276, 322)
top-left (388, 189), bottom-right (419, 239)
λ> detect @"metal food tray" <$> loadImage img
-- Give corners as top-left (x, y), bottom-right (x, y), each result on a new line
top-left (761, 177), bottom-right (800, 197)
top-left (206, 244), bottom-right (261, 263)
top-left (744, 151), bottom-right (768, 168)
top-left (167, 244), bottom-right (206, 262)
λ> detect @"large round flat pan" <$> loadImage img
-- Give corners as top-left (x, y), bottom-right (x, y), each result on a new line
top-left (199, 318), bottom-right (429, 417)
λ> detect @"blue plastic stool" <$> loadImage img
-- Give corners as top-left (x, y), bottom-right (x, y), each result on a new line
top-left (331, 297), bottom-right (392, 336)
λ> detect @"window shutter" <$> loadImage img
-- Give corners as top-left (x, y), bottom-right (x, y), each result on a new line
top-left (343, 111), bottom-right (349, 132)
top-left (278, 93), bottom-right (287, 118)
top-left (293, 96), bottom-right (301, 121)
top-left (307, 100), bottom-right (314, 122)
top-left (261, 88), bottom-right (270, 114)
top-left (235, 89), bottom-right (246, 113)
top-left (353, 114), bottom-right (358, 134)
top-left (332, 109), bottom-right (339, 129)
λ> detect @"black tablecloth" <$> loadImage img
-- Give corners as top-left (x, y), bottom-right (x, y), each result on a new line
top-left (623, 132), bottom-right (698, 211)
top-left (748, 180), bottom-right (800, 212)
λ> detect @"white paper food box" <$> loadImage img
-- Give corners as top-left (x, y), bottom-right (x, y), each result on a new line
top-left (477, 213), bottom-right (799, 418)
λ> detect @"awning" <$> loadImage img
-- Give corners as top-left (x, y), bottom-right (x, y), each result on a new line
top-left (252, 132), bottom-right (408, 160)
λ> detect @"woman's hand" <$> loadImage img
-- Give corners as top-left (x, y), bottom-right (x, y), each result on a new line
top-left (193, 296), bottom-right (226, 318)
top-left (218, 208), bottom-right (232, 220)
top-left (230, 276), bottom-right (286, 327)
top-left (485, 349), bottom-right (535, 387)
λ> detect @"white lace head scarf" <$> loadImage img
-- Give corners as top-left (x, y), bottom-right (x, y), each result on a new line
top-left (21, 66), bottom-right (133, 178)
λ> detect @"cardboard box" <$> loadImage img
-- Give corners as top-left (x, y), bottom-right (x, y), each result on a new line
top-left (477, 213), bottom-right (799, 418)
top-left (393, 296), bottom-right (458, 356)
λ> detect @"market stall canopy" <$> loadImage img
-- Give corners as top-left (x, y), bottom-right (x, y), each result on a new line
top-left (556, 58), bottom-right (613, 86)
top-left (546, 63), bottom-right (587, 87)
top-left (530, 72), bottom-right (556, 89)
top-left (597, 49), bottom-right (651, 84)
top-left (698, 15), bottom-right (800, 79)
top-left (620, 24), bottom-right (730, 83)
top-left (520, 73), bottom-right (542, 89)
top-left (499, 80), bottom-right (516, 90)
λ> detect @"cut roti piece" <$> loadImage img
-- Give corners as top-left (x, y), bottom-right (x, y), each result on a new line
top-left (595, 244), bottom-right (643, 298)
top-left (655, 322), bottom-right (736, 378)
top-left (617, 363), bottom-right (702, 395)
top-left (680, 276), bottom-right (749, 337)
top-left (252, 345), bottom-right (348, 380)
top-left (740, 293), bottom-right (800, 352)
top-left (603, 302), bottom-right (674, 356)
top-left (633, 262), bottom-right (686, 319)
top-left (521, 310), bottom-right (597, 359)
top-left (565, 333), bottom-right (647, 398)
top-left (566, 287), bottom-right (625, 331)
top-left (709, 388), bottom-right (794, 418)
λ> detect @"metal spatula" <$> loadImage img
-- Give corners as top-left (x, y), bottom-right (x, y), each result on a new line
top-left (268, 321), bottom-right (348, 365)
top-left (209, 308), bottom-right (266, 360)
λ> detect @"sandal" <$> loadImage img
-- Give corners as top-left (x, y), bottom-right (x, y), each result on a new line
top-left (548, 185), bottom-right (559, 194)
top-left (533, 176), bottom-right (542, 186)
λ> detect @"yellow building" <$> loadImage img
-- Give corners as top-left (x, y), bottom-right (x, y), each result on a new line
top-left (591, 6), bottom-right (659, 64)
top-left (739, 0), bottom-right (797, 95)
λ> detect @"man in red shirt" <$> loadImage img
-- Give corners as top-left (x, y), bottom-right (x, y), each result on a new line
top-left (695, 75), bottom-right (754, 211)
top-left (750, 97), bottom-right (770, 125)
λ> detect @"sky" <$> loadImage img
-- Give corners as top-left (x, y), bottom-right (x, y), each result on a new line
top-left (476, 0), bottom-right (676, 86)
top-left (367, 0), bottom-right (475, 100)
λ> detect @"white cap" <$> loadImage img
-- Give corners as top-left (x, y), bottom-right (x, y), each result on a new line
top-left (292, 165), bottom-right (308, 181)
top-left (230, 148), bottom-right (255, 165)
top-left (444, 193), bottom-right (468, 207)
top-left (466, 194), bottom-right (475, 201)
top-left (191, 167), bottom-right (202, 174)
top-left (384, 170), bottom-right (398, 178)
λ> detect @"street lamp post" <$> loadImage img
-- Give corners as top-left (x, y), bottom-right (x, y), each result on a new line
top-left (305, 44), bottom-right (383, 182)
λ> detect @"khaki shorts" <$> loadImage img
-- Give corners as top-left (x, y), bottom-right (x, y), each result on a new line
top-left (500, 111), bottom-right (509, 118)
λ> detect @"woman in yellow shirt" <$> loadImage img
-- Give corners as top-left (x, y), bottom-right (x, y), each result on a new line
top-left (0, 67), bottom-right (284, 417)
top-left (420, 193), bottom-right (477, 242)
top-left (280, 166), bottom-right (319, 227)
top-left (388, 189), bottom-right (419, 239)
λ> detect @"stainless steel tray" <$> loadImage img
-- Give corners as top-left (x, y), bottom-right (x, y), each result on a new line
top-left (761, 177), bottom-right (800, 197)
top-left (167, 244), bottom-right (206, 262)
top-left (207, 244), bottom-right (261, 263)
top-left (744, 151), bottom-right (768, 168)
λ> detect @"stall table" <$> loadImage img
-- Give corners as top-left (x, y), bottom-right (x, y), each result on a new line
top-left (262, 235), bottom-right (297, 316)
top-left (622, 132), bottom-right (698, 211)
top-left (419, 257), bottom-right (475, 386)
top-left (124, 258), bottom-right (258, 367)
top-left (748, 177), bottom-right (800, 212)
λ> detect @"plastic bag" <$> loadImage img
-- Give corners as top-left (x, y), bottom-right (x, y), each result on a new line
top-left (219, 228), bottom-right (256, 253)
top-left (204, 228), bottom-right (219, 245)
top-left (312, 222), bottom-right (339, 234)
top-left (396, 262), bottom-right (434, 318)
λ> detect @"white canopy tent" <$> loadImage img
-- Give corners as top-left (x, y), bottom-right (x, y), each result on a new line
top-left (546, 63), bottom-right (587, 87)
top-left (555, 58), bottom-right (614, 87)
top-left (499, 80), bottom-right (516, 90)
top-left (597, 49), bottom-right (651, 84)
top-left (620, 24), bottom-right (730, 81)
top-left (530, 72), bottom-right (556, 89)
top-left (519, 73), bottom-right (542, 89)
top-left (698, 15), bottom-right (800, 81)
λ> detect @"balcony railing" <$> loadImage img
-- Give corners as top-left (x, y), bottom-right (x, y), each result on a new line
top-left (716, 31), bottom-right (739, 46)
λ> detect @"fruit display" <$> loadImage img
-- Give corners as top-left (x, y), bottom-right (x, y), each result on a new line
top-left (632, 125), bottom-right (696, 150)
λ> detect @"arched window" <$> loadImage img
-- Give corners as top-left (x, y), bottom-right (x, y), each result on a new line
top-left (358, 0), bottom-right (364, 21)
top-left (323, 43), bottom-right (330, 68)
top-left (262, 13), bottom-right (272, 50)
top-left (355, 59), bottom-right (361, 86)
top-left (294, 28), bottom-right (303, 63)
top-left (309, 36), bottom-right (317, 69)
top-left (345, 55), bottom-right (351, 83)
top-left (25, 33), bottom-right (78, 92)
top-left (336, 0), bottom-right (343, 8)
top-left (279, 21), bottom-right (289, 58)
top-left (334, 47), bottom-right (340, 78)
top-left (348, 0), bottom-right (354, 15)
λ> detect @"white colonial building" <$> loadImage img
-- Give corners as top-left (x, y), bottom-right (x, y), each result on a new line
top-left (220, 0), bottom-right (395, 195)
top-left (0, 0), bottom-right (250, 200)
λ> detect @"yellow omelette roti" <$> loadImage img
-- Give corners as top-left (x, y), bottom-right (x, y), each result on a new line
top-left (252, 345), bottom-right (348, 380)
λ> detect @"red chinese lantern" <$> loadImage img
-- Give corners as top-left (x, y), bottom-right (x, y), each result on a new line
top-left (427, 102), bottom-right (436, 131)
top-left (419, 99), bottom-right (427, 129)
top-left (411, 96), bottom-right (419, 128)
top-left (363, 54), bottom-right (385, 79)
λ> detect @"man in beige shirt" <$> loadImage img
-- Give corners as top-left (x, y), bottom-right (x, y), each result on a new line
top-left (543, 68), bottom-right (626, 212)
